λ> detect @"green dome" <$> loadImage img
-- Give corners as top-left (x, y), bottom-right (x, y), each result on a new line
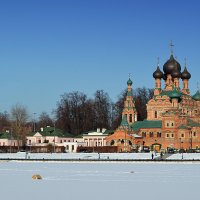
top-left (120, 115), bottom-right (129, 127)
top-left (192, 90), bottom-right (200, 101)
top-left (169, 87), bottom-right (182, 99)
top-left (127, 78), bottom-right (133, 86)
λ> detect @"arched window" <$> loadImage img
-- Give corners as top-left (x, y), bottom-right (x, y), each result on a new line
top-left (129, 114), bottom-right (132, 123)
top-left (155, 111), bottom-right (157, 118)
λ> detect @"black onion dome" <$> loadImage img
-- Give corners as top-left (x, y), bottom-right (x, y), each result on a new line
top-left (171, 67), bottom-right (181, 78)
top-left (181, 67), bottom-right (191, 80)
top-left (153, 66), bottom-right (163, 79)
top-left (163, 73), bottom-right (167, 80)
top-left (163, 55), bottom-right (181, 74)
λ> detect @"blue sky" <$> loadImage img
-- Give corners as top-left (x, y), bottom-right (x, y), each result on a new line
top-left (0, 0), bottom-right (200, 118)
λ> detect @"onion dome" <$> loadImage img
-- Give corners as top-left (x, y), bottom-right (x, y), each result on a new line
top-left (192, 90), bottom-right (200, 101)
top-left (163, 73), bottom-right (167, 80)
top-left (163, 55), bottom-right (181, 74)
top-left (169, 87), bottom-right (182, 99)
top-left (181, 67), bottom-right (191, 80)
top-left (153, 66), bottom-right (163, 79)
top-left (127, 78), bottom-right (133, 86)
top-left (171, 67), bottom-right (181, 78)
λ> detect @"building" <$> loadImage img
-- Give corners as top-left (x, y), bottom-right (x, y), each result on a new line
top-left (0, 130), bottom-right (22, 152)
top-left (106, 78), bottom-right (141, 152)
top-left (0, 130), bottom-right (21, 147)
top-left (64, 141), bottom-right (86, 153)
top-left (27, 126), bottom-right (74, 148)
top-left (106, 48), bottom-right (200, 152)
top-left (139, 51), bottom-right (200, 151)
top-left (82, 128), bottom-right (111, 147)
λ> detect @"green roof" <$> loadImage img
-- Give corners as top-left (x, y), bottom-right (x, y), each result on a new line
top-left (160, 89), bottom-right (182, 99)
top-left (169, 87), bottom-right (182, 99)
top-left (178, 124), bottom-right (188, 129)
top-left (104, 130), bottom-right (114, 135)
top-left (29, 126), bottom-right (73, 137)
top-left (0, 132), bottom-right (10, 139)
top-left (132, 120), bottom-right (162, 132)
top-left (0, 131), bottom-right (17, 139)
top-left (187, 119), bottom-right (200, 127)
top-left (127, 78), bottom-right (133, 86)
top-left (192, 90), bottom-right (200, 101)
top-left (120, 115), bottom-right (129, 127)
top-left (127, 91), bottom-right (133, 96)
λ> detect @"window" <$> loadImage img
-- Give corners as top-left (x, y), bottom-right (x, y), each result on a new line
top-left (68, 140), bottom-right (70, 142)
top-left (66, 145), bottom-right (69, 150)
top-left (150, 132), bottom-right (153, 137)
top-left (129, 114), bottom-right (132, 123)
top-left (60, 140), bottom-right (62, 143)
top-left (171, 123), bottom-right (174, 127)
top-left (38, 140), bottom-right (41, 143)
top-left (181, 133), bottom-right (184, 138)
top-left (171, 134), bottom-right (174, 138)
top-left (157, 132), bottom-right (161, 137)
top-left (166, 134), bottom-right (169, 138)
top-left (29, 140), bottom-right (31, 144)
top-left (72, 145), bottom-right (74, 150)
top-left (155, 111), bottom-right (157, 118)
top-left (167, 123), bottom-right (169, 127)
top-left (142, 132), bottom-right (146, 137)
top-left (193, 132), bottom-right (196, 137)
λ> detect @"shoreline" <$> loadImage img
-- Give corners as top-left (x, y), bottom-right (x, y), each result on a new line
top-left (1, 158), bottom-right (200, 163)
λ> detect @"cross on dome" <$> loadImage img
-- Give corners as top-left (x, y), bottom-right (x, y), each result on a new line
top-left (169, 41), bottom-right (174, 55)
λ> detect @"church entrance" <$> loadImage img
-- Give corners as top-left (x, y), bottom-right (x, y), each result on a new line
top-left (152, 143), bottom-right (161, 152)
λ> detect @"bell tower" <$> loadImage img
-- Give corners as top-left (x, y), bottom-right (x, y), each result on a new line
top-left (122, 76), bottom-right (137, 124)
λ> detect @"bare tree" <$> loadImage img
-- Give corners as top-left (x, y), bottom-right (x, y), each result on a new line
top-left (0, 111), bottom-right (10, 131)
top-left (56, 91), bottom-right (95, 135)
top-left (38, 112), bottom-right (53, 129)
top-left (94, 90), bottom-right (112, 129)
top-left (11, 104), bottom-right (29, 149)
top-left (134, 87), bottom-right (154, 121)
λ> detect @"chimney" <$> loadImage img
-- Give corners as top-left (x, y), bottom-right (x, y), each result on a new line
top-left (97, 128), bottom-right (100, 133)
top-left (102, 128), bottom-right (106, 133)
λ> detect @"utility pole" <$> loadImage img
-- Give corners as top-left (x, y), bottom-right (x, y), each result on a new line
top-left (33, 113), bottom-right (36, 132)
top-left (10, 128), bottom-right (12, 153)
top-left (54, 121), bottom-right (56, 153)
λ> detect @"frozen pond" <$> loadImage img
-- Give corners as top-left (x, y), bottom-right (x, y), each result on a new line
top-left (0, 161), bottom-right (200, 200)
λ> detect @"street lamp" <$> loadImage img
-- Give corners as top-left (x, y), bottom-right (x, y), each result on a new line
top-left (9, 128), bottom-right (13, 153)
top-left (121, 115), bottom-right (129, 153)
top-left (53, 121), bottom-right (56, 153)
top-left (33, 113), bottom-right (36, 132)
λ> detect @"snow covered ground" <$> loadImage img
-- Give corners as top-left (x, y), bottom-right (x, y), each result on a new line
top-left (1, 152), bottom-right (200, 160)
top-left (0, 161), bottom-right (200, 200)
top-left (0, 152), bottom-right (160, 160)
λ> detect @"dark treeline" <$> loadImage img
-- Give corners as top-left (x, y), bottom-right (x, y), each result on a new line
top-left (0, 87), bottom-right (153, 136)
top-left (55, 87), bottom-right (153, 135)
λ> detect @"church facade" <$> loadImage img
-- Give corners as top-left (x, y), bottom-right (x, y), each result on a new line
top-left (106, 51), bottom-right (200, 152)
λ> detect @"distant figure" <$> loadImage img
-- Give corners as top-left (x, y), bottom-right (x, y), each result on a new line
top-left (151, 153), bottom-right (154, 160)
top-left (98, 153), bottom-right (100, 160)
top-left (160, 152), bottom-right (163, 159)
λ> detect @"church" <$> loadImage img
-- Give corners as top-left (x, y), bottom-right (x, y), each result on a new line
top-left (106, 48), bottom-right (200, 152)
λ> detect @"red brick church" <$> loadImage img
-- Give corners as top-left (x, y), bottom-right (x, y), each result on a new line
top-left (106, 49), bottom-right (200, 152)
